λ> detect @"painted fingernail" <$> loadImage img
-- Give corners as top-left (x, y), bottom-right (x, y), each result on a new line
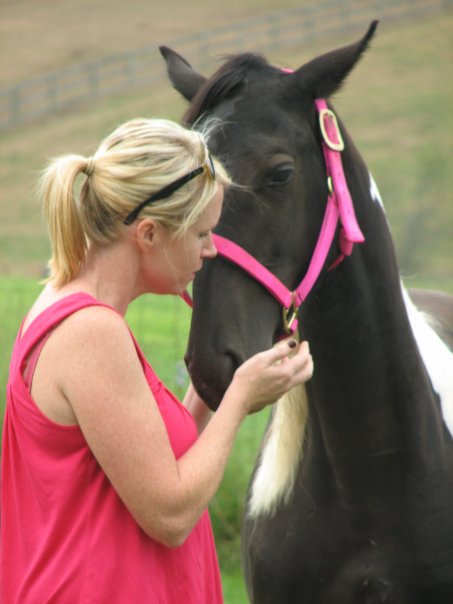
top-left (288, 339), bottom-right (297, 349)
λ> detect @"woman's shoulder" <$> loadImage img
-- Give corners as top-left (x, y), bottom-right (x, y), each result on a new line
top-left (21, 285), bottom-right (140, 374)
top-left (47, 299), bottom-right (142, 392)
top-left (55, 300), bottom-right (130, 350)
top-left (22, 288), bottom-right (124, 338)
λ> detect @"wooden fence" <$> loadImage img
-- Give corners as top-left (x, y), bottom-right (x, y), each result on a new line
top-left (1, 0), bottom-right (451, 130)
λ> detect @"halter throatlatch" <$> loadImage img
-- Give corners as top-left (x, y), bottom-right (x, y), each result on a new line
top-left (184, 98), bottom-right (365, 335)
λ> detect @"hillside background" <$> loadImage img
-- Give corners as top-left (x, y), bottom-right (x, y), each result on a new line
top-left (1, 0), bottom-right (452, 286)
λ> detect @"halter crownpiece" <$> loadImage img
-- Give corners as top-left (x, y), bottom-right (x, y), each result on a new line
top-left (183, 98), bottom-right (365, 335)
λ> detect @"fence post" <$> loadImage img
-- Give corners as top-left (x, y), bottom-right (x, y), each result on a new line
top-left (86, 62), bottom-right (99, 100)
top-left (47, 73), bottom-right (58, 113)
top-left (198, 32), bottom-right (210, 68)
top-left (10, 84), bottom-right (21, 125)
top-left (125, 54), bottom-right (137, 89)
top-left (235, 22), bottom-right (246, 51)
top-left (302, 5), bottom-right (315, 43)
top-left (268, 13), bottom-right (280, 51)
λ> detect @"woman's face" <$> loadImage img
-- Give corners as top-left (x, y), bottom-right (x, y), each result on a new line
top-left (144, 186), bottom-right (224, 295)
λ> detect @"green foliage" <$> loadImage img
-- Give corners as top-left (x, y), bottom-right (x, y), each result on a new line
top-left (221, 568), bottom-right (250, 603)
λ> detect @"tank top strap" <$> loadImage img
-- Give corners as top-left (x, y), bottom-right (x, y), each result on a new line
top-left (15, 292), bottom-right (117, 373)
top-left (123, 328), bottom-right (148, 367)
top-left (22, 331), bottom-right (52, 390)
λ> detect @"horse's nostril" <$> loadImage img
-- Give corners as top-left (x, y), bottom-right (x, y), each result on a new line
top-left (224, 348), bottom-right (245, 372)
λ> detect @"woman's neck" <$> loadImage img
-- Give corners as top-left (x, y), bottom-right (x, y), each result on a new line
top-left (55, 239), bottom-right (141, 316)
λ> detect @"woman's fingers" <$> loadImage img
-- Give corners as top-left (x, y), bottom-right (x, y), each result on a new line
top-left (232, 338), bottom-right (314, 415)
top-left (260, 339), bottom-right (313, 393)
top-left (265, 338), bottom-right (300, 365)
top-left (267, 339), bottom-right (311, 369)
top-left (279, 341), bottom-right (313, 384)
top-left (296, 342), bottom-right (314, 381)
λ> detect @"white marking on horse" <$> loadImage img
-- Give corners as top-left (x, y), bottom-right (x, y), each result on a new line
top-left (369, 172), bottom-right (385, 209)
top-left (248, 381), bottom-right (308, 518)
top-left (402, 284), bottom-right (453, 437)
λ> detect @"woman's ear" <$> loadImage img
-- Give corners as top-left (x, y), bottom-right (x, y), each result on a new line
top-left (135, 218), bottom-right (159, 252)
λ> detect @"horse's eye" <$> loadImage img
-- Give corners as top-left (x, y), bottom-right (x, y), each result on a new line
top-left (268, 164), bottom-right (294, 187)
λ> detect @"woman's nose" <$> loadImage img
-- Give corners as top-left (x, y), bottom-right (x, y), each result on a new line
top-left (203, 233), bottom-right (217, 259)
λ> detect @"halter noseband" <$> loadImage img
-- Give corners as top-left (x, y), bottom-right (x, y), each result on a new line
top-left (184, 98), bottom-right (365, 335)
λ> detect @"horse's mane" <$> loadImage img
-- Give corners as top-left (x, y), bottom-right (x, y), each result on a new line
top-left (183, 52), bottom-right (271, 125)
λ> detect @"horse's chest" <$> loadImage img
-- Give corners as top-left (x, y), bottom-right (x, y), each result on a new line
top-left (243, 498), bottom-right (453, 604)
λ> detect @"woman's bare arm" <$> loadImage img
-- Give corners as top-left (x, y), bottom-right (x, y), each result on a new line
top-left (183, 383), bottom-right (213, 434)
top-left (45, 306), bottom-right (312, 548)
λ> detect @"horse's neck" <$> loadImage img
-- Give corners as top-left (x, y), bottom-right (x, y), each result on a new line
top-left (302, 224), bottom-right (443, 494)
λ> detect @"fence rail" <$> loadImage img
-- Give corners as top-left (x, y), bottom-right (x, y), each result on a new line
top-left (1, 0), bottom-right (451, 130)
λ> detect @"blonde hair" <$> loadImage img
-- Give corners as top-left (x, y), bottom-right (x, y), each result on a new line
top-left (40, 118), bottom-right (231, 286)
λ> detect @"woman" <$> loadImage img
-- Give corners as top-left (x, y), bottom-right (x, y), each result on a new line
top-left (1, 118), bottom-right (313, 603)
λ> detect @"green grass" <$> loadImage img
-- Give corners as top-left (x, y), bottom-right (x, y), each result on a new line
top-left (222, 568), bottom-right (250, 603)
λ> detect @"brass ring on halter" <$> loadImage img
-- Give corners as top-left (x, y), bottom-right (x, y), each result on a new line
top-left (282, 299), bottom-right (299, 334)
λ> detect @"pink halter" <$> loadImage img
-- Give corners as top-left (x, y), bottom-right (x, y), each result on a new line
top-left (185, 99), bottom-right (365, 334)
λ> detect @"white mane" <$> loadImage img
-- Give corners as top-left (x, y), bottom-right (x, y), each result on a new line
top-left (248, 380), bottom-right (308, 518)
top-left (401, 286), bottom-right (453, 437)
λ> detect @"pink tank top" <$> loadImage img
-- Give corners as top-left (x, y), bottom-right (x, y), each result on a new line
top-left (1, 293), bottom-right (223, 603)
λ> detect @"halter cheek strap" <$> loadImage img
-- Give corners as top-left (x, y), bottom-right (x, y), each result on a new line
top-left (183, 99), bottom-right (365, 335)
top-left (210, 235), bottom-right (295, 311)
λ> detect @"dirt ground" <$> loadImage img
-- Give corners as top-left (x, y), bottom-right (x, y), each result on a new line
top-left (1, 0), bottom-right (306, 85)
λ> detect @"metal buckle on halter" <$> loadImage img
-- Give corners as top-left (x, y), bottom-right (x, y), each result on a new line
top-left (327, 176), bottom-right (334, 195)
top-left (282, 294), bottom-right (299, 334)
top-left (319, 108), bottom-right (344, 152)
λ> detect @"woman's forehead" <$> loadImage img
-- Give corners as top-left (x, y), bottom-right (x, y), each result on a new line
top-left (198, 187), bottom-right (224, 226)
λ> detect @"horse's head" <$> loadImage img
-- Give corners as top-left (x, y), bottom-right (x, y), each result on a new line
top-left (161, 22), bottom-right (378, 409)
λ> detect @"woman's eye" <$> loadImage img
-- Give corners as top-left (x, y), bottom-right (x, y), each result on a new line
top-left (267, 163), bottom-right (294, 187)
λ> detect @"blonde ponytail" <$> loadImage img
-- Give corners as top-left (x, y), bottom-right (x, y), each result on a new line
top-left (41, 155), bottom-right (90, 286)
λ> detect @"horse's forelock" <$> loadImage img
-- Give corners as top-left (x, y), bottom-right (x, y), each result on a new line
top-left (184, 52), bottom-right (272, 125)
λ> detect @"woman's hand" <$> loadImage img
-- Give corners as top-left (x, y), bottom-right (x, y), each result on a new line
top-left (226, 339), bottom-right (314, 415)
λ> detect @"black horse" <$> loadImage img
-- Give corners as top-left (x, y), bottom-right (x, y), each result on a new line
top-left (161, 22), bottom-right (453, 603)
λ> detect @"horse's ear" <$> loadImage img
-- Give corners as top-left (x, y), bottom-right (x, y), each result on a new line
top-left (288, 21), bottom-right (378, 99)
top-left (159, 46), bottom-right (207, 101)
